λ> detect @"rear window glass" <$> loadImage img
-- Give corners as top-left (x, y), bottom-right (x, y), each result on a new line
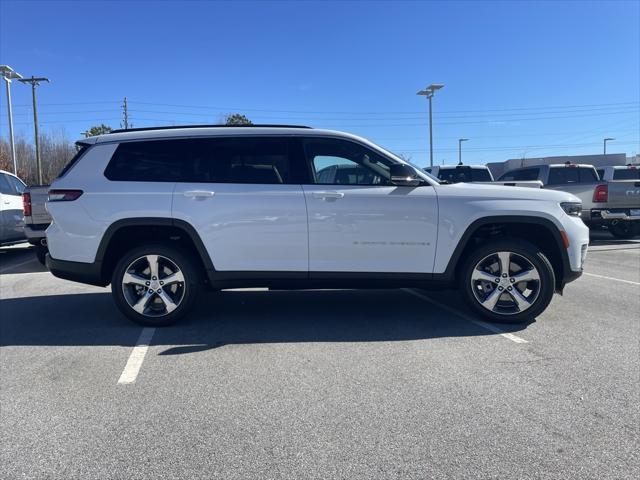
top-left (499, 168), bottom-right (539, 181)
top-left (438, 168), bottom-right (492, 183)
top-left (612, 169), bottom-right (640, 180)
top-left (104, 137), bottom-right (298, 184)
top-left (548, 167), bottom-right (598, 185)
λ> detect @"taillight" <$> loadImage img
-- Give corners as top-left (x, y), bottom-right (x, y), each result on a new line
top-left (48, 189), bottom-right (83, 202)
top-left (22, 192), bottom-right (32, 216)
top-left (593, 184), bottom-right (608, 203)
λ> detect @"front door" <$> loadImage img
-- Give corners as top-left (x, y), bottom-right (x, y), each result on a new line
top-left (300, 137), bottom-right (438, 273)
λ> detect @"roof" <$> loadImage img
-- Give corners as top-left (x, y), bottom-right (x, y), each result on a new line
top-left (78, 125), bottom-right (374, 146)
top-left (437, 165), bottom-right (490, 169)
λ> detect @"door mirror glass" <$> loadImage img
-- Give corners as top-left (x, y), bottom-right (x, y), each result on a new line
top-left (390, 164), bottom-right (422, 186)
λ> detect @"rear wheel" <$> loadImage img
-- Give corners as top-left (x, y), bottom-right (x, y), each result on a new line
top-left (460, 239), bottom-right (555, 324)
top-left (111, 244), bottom-right (201, 326)
top-left (609, 220), bottom-right (639, 239)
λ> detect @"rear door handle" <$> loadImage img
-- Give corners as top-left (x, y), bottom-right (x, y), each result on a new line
top-left (183, 190), bottom-right (215, 198)
top-left (312, 191), bottom-right (344, 200)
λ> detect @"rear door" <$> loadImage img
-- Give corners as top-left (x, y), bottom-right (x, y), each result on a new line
top-left (172, 136), bottom-right (309, 272)
top-left (300, 136), bottom-right (438, 273)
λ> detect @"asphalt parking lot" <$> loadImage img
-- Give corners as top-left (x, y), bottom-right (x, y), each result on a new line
top-left (1, 231), bottom-right (638, 479)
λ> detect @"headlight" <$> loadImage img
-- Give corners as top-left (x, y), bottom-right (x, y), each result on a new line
top-left (561, 202), bottom-right (582, 217)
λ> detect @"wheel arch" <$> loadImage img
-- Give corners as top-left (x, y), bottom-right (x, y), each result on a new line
top-left (441, 215), bottom-right (571, 291)
top-left (96, 218), bottom-right (214, 285)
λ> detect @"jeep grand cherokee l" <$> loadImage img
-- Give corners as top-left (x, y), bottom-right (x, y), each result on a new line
top-left (45, 126), bottom-right (589, 326)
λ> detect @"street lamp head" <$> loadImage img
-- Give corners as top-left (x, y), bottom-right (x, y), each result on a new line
top-left (604, 137), bottom-right (615, 141)
top-left (417, 83), bottom-right (445, 96)
top-left (459, 138), bottom-right (469, 142)
top-left (0, 65), bottom-right (23, 80)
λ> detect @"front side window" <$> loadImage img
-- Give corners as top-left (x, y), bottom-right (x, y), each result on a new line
top-left (105, 137), bottom-right (297, 184)
top-left (303, 137), bottom-right (392, 186)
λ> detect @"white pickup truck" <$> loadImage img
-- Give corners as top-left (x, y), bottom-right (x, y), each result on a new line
top-left (22, 185), bottom-right (51, 263)
top-left (497, 163), bottom-right (639, 238)
top-left (592, 165), bottom-right (640, 238)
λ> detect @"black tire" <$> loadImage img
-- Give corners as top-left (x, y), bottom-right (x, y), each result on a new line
top-left (459, 238), bottom-right (556, 324)
top-left (34, 245), bottom-right (48, 265)
top-left (609, 221), bottom-right (639, 240)
top-left (111, 243), bottom-right (201, 326)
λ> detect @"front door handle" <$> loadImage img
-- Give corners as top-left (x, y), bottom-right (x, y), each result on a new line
top-left (312, 191), bottom-right (344, 200)
top-left (183, 190), bottom-right (215, 198)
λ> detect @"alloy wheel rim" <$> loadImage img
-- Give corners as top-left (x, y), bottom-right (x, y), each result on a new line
top-left (470, 251), bottom-right (541, 315)
top-left (121, 254), bottom-right (186, 317)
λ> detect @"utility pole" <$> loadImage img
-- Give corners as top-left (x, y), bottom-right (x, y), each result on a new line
top-left (458, 138), bottom-right (469, 165)
top-left (0, 66), bottom-right (23, 175)
top-left (417, 84), bottom-right (445, 168)
top-left (122, 97), bottom-right (129, 130)
top-left (19, 76), bottom-right (50, 185)
top-left (603, 137), bottom-right (614, 155)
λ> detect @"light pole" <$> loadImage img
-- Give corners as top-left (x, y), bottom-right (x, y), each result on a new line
top-left (18, 76), bottom-right (50, 185)
top-left (417, 83), bottom-right (445, 168)
top-left (603, 137), bottom-right (615, 155)
top-left (458, 138), bottom-right (469, 165)
top-left (0, 65), bottom-right (23, 175)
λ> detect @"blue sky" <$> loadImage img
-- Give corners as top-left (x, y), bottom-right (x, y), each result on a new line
top-left (1, 0), bottom-right (638, 166)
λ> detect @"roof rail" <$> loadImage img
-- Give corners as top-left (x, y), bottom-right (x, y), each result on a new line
top-left (109, 124), bottom-right (313, 134)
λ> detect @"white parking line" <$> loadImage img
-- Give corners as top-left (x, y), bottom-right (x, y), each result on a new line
top-left (0, 258), bottom-right (37, 274)
top-left (118, 327), bottom-right (156, 385)
top-left (583, 272), bottom-right (640, 286)
top-left (402, 288), bottom-right (528, 344)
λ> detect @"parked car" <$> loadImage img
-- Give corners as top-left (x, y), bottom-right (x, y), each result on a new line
top-left (596, 165), bottom-right (640, 181)
top-left (592, 165), bottom-right (640, 238)
top-left (22, 185), bottom-right (52, 263)
top-left (498, 163), bottom-right (640, 238)
top-left (0, 169), bottom-right (27, 246)
top-left (45, 125), bottom-right (589, 326)
top-left (424, 165), bottom-right (494, 183)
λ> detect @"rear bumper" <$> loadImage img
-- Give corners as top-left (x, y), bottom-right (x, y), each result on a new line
top-left (588, 208), bottom-right (640, 225)
top-left (24, 223), bottom-right (49, 241)
top-left (46, 254), bottom-right (107, 287)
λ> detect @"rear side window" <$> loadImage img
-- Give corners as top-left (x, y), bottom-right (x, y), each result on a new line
top-left (105, 137), bottom-right (301, 184)
top-left (612, 168), bottom-right (640, 180)
top-left (548, 167), bottom-right (598, 185)
top-left (57, 144), bottom-right (90, 179)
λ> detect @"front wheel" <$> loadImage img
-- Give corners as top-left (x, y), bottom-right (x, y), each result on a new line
top-left (460, 239), bottom-right (556, 324)
top-left (111, 244), bottom-right (201, 326)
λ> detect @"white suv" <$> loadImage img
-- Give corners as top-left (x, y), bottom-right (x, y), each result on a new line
top-left (45, 126), bottom-right (589, 326)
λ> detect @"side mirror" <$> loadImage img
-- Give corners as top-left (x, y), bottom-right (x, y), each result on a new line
top-left (390, 164), bottom-right (422, 187)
